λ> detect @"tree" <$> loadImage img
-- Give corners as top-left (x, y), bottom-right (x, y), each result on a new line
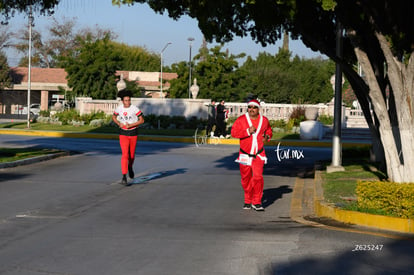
top-left (15, 27), bottom-right (52, 67)
top-left (0, 51), bottom-right (12, 90)
top-left (0, 0), bottom-right (59, 24)
top-left (113, 0), bottom-right (414, 183)
top-left (193, 45), bottom-right (245, 101)
top-left (167, 61), bottom-right (190, 98)
top-left (61, 33), bottom-right (121, 99)
top-left (14, 17), bottom-right (115, 68)
top-left (0, 26), bottom-right (13, 89)
top-left (239, 50), bottom-right (334, 104)
top-left (111, 41), bottom-right (160, 71)
top-left (168, 45), bottom-right (244, 101)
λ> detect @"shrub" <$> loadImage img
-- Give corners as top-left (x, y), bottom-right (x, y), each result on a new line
top-left (270, 119), bottom-right (286, 129)
top-left (226, 117), bottom-right (237, 125)
top-left (37, 116), bottom-right (50, 123)
top-left (53, 109), bottom-right (81, 125)
top-left (171, 115), bottom-right (187, 129)
top-left (89, 119), bottom-right (105, 127)
top-left (186, 116), bottom-right (203, 129)
top-left (81, 110), bottom-right (108, 125)
top-left (143, 114), bottom-right (157, 128)
top-left (39, 110), bottom-right (50, 117)
top-left (318, 114), bottom-right (334, 125)
top-left (356, 181), bottom-right (414, 219)
top-left (289, 106), bottom-right (306, 127)
top-left (158, 115), bottom-right (171, 129)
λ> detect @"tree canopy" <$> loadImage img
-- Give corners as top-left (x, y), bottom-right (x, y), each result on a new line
top-left (0, 51), bottom-right (12, 90)
top-left (60, 33), bottom-right (121, 99)
top-left (239, 50), bottom-right (334, 104)
top-left (0, 0), bottom-right (59, 24)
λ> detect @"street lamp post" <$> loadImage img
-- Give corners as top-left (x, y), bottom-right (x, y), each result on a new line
top-left (327, 21), bottom-right (345, 173)
top-left (27, 6), bottom-right (34, 128)
top-left (160, 42), bottom-right (172, 99)
top-left (187, 37), bottom-right (195, 99)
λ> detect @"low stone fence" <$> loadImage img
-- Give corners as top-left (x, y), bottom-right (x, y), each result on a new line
top-left (75, 97), bottom-right (367, 127)
top-left (75, 97), bottom-right (209, 119)
top-left (225, 102), bottom-right (330, 121)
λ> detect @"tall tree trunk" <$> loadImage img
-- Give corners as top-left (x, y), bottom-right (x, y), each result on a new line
top-left (375, 32), bottom-right (414, 182)
top-left (352, 31), bottom-right (414, 183)
top-left (341, 65), bottom-right (385, 166)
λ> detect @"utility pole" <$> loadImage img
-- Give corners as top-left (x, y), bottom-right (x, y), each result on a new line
top-left (27, 5), bottom-right (34, 128)
top-left (327, 21), bottom-right (345, 173)
top-left (160, 42), bottom-right (172, 99)
top-left (187, 37), bottom-right (194, 99)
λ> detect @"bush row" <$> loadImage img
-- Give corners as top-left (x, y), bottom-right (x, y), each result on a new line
top-left (38, 108), bottom-right (333, 131)
top-left (39, 109), bottom-right (207, 129)
top-left (142, 114), bottom-right (206, 129)
top-left (356, 180), bottom-right (414, 219)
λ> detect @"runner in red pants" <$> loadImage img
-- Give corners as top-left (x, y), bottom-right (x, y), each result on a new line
top-left (231, 99), bottom-right (272, 211)
top-left (112, 89), bottom-right (144, 186)
top-left (119, 135), bottom-right (137, 176)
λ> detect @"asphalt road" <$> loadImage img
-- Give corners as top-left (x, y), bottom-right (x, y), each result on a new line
top-left (0, 135), bottom-right (413, 275)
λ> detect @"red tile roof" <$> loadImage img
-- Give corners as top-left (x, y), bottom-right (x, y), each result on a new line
top-left (162, 72), bottom-right (178, 80)
top-left (10, 67), bottom-right (67, 84)
top-left (11, 67), bottom-right (177, 87)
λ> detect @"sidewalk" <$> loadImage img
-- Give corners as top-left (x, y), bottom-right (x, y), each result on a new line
top-left (5, 128), bottom-right (412, 237)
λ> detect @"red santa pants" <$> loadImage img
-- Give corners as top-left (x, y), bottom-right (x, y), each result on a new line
top-left (239, 157), bottom-right (265, 205)
top-left (119, 135), bottom-right (137, 175)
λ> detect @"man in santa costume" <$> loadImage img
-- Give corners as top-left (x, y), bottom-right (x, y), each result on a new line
top-left (231, 99), bottom-right (272, 211)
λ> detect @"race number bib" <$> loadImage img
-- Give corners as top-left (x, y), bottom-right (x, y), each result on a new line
top-left (235, 153), bottom-right (252, 166)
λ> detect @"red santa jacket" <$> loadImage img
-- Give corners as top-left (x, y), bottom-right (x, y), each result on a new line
top-left (231, 113), bottom-right (273, 160)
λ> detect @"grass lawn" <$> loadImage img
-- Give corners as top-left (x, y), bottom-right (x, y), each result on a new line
top-left (0, 147), bottom-right (65, 163)
top-left (319, 148), bottom-right (388, 213)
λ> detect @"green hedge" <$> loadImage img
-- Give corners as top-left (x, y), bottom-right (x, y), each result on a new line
top-left (356, 181), bottom-right (414, 219)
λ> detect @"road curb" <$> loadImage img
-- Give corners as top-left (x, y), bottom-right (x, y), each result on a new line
top-left (0, 151), bottom-right (70, 169)
top-left (313, 169), bottom-right (414, 234)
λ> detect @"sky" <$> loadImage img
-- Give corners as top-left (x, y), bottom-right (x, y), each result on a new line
top-left (5, 0), bottom-right (326, 67)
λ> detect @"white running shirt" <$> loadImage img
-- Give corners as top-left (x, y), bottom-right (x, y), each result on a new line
top-left (113, 105), bottom-right (142, 130)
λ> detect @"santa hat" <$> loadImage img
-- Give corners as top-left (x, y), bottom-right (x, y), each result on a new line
top-left (247, 99), bottom-right (261, 108)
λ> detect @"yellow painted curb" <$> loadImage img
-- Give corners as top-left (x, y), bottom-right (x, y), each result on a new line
top-left (0, 129), bottom-right (119, 139)
top-left (138, 135), bottom-right (194, 143)
top-left (266, 139), bottom-right (371, 148)
top-left (314, 200), bottom-right (414, 233)
top-left (314, 170), bottom-right (414, 234)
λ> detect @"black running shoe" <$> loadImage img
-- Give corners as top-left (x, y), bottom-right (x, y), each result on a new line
top-left (128, 166), bottom-right (134, 179)
top-left (120, 174), bottom-right (128, 186)
top-left (243, 203), bottom-right (251, 210)
top-left (252, 204), bottom-right (264, 211)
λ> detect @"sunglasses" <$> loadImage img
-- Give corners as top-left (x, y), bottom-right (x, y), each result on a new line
top-left (248, 106), bottom-right (258, 109)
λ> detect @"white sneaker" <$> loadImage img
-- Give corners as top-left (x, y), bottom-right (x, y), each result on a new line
top-left (252, 204), bottom-right (265, 211)
top-left (225, 134), bottom-right (231, 138)
top-left (219, 135), bottom-right (224, 138)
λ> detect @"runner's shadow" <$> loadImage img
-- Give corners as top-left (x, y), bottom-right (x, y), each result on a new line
top-left (129, 168), bottom-right (188, 185)
top-left (262, 185), bottom-right (292, 208)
